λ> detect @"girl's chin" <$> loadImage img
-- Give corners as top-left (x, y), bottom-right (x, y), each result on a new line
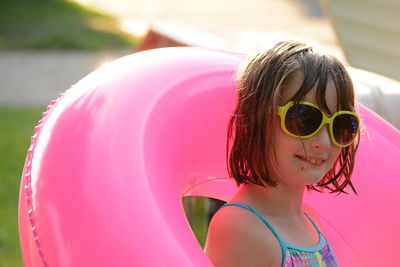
top-left (297, 167), bottom-right (326, 184)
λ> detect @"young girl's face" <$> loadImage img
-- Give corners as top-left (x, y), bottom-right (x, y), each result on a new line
top-left (272, 73), bottom-right (342, 188)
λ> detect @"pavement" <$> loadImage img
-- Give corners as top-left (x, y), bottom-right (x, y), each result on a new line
top-left (0, 49), bottom-right (132, 106)
top-left (0, 0), bottom-right (342, 106)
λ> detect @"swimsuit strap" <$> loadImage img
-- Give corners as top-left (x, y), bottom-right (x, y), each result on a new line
top-left (303, 212), bottom-right (322, 235)
top-left (222, 202), bottom-right (287, 260)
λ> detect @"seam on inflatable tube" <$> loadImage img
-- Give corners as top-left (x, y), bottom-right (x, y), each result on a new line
top-left (23, 90), bottom-right (68, 267)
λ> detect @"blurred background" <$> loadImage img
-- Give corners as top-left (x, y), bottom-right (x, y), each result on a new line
top-left (0, 0), bottom-right (399, 265)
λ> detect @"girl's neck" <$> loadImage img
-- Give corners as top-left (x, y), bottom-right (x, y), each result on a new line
top-left (232, 182), bottom-right (305, 218)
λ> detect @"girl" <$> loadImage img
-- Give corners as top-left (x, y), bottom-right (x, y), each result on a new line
top-left (205, 41), bottom-right (360, 266)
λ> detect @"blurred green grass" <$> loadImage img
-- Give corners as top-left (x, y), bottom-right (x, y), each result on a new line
top-left (183, 196), bottom-right (211, 248)
top-left (0, 105), bottom-right (44, 267)
top-left (0, 0), bottom-right (138, 50)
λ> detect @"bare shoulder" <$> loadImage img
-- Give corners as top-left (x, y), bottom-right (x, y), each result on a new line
top-left (204, 205), bottom-right (282, 267)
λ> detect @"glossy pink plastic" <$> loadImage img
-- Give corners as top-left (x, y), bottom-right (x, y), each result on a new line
top-left (18, 47), bottom-right (400, 266)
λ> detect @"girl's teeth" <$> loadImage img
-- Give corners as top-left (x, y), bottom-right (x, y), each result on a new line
top-left (299, 156), bottom-right (323, 165)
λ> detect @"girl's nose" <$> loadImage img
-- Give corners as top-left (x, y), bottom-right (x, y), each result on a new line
top-left (310, 125), bottom-right (332, 151)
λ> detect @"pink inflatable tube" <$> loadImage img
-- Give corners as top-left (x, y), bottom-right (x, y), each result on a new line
top-left (19, 47), bottom-right (400, 266)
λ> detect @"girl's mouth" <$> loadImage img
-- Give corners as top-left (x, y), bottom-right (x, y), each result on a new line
top-left (296, 155), bottom-right (326, 166)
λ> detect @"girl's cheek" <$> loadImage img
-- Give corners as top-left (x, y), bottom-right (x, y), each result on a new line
top-left (330, 147), bottom-right (342, 164)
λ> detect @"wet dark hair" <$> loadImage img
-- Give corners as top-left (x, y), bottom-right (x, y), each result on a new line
top-left (227, 40), bottom-right (359, 193)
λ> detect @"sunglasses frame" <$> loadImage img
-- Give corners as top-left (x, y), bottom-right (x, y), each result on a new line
top-left (277, 101), bottom-right (360, 147)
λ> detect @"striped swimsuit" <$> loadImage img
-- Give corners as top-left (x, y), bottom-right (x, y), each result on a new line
top-left (223, 202), bottom-right (338, 267)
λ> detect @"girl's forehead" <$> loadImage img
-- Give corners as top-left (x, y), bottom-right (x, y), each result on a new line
top-left (279, 72), bottom-right (304, 104)
top-left (280, 73), bottom-right (338, 113)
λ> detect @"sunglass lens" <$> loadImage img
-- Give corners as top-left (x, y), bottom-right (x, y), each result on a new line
top-left (286, 104), bottom-right (322, 136)
top-left (333, 114), bottom-right (359, 145)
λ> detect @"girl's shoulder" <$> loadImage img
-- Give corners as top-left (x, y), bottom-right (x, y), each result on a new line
top-left (205, 204), bottom-right (282, 267)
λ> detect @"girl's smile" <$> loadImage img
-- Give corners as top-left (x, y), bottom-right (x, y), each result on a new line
top-left (295, 155), bottom-right (327, 167)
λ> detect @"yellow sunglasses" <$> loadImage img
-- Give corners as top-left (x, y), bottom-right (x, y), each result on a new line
top-left (277, 101), bottom-right (360, 147)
